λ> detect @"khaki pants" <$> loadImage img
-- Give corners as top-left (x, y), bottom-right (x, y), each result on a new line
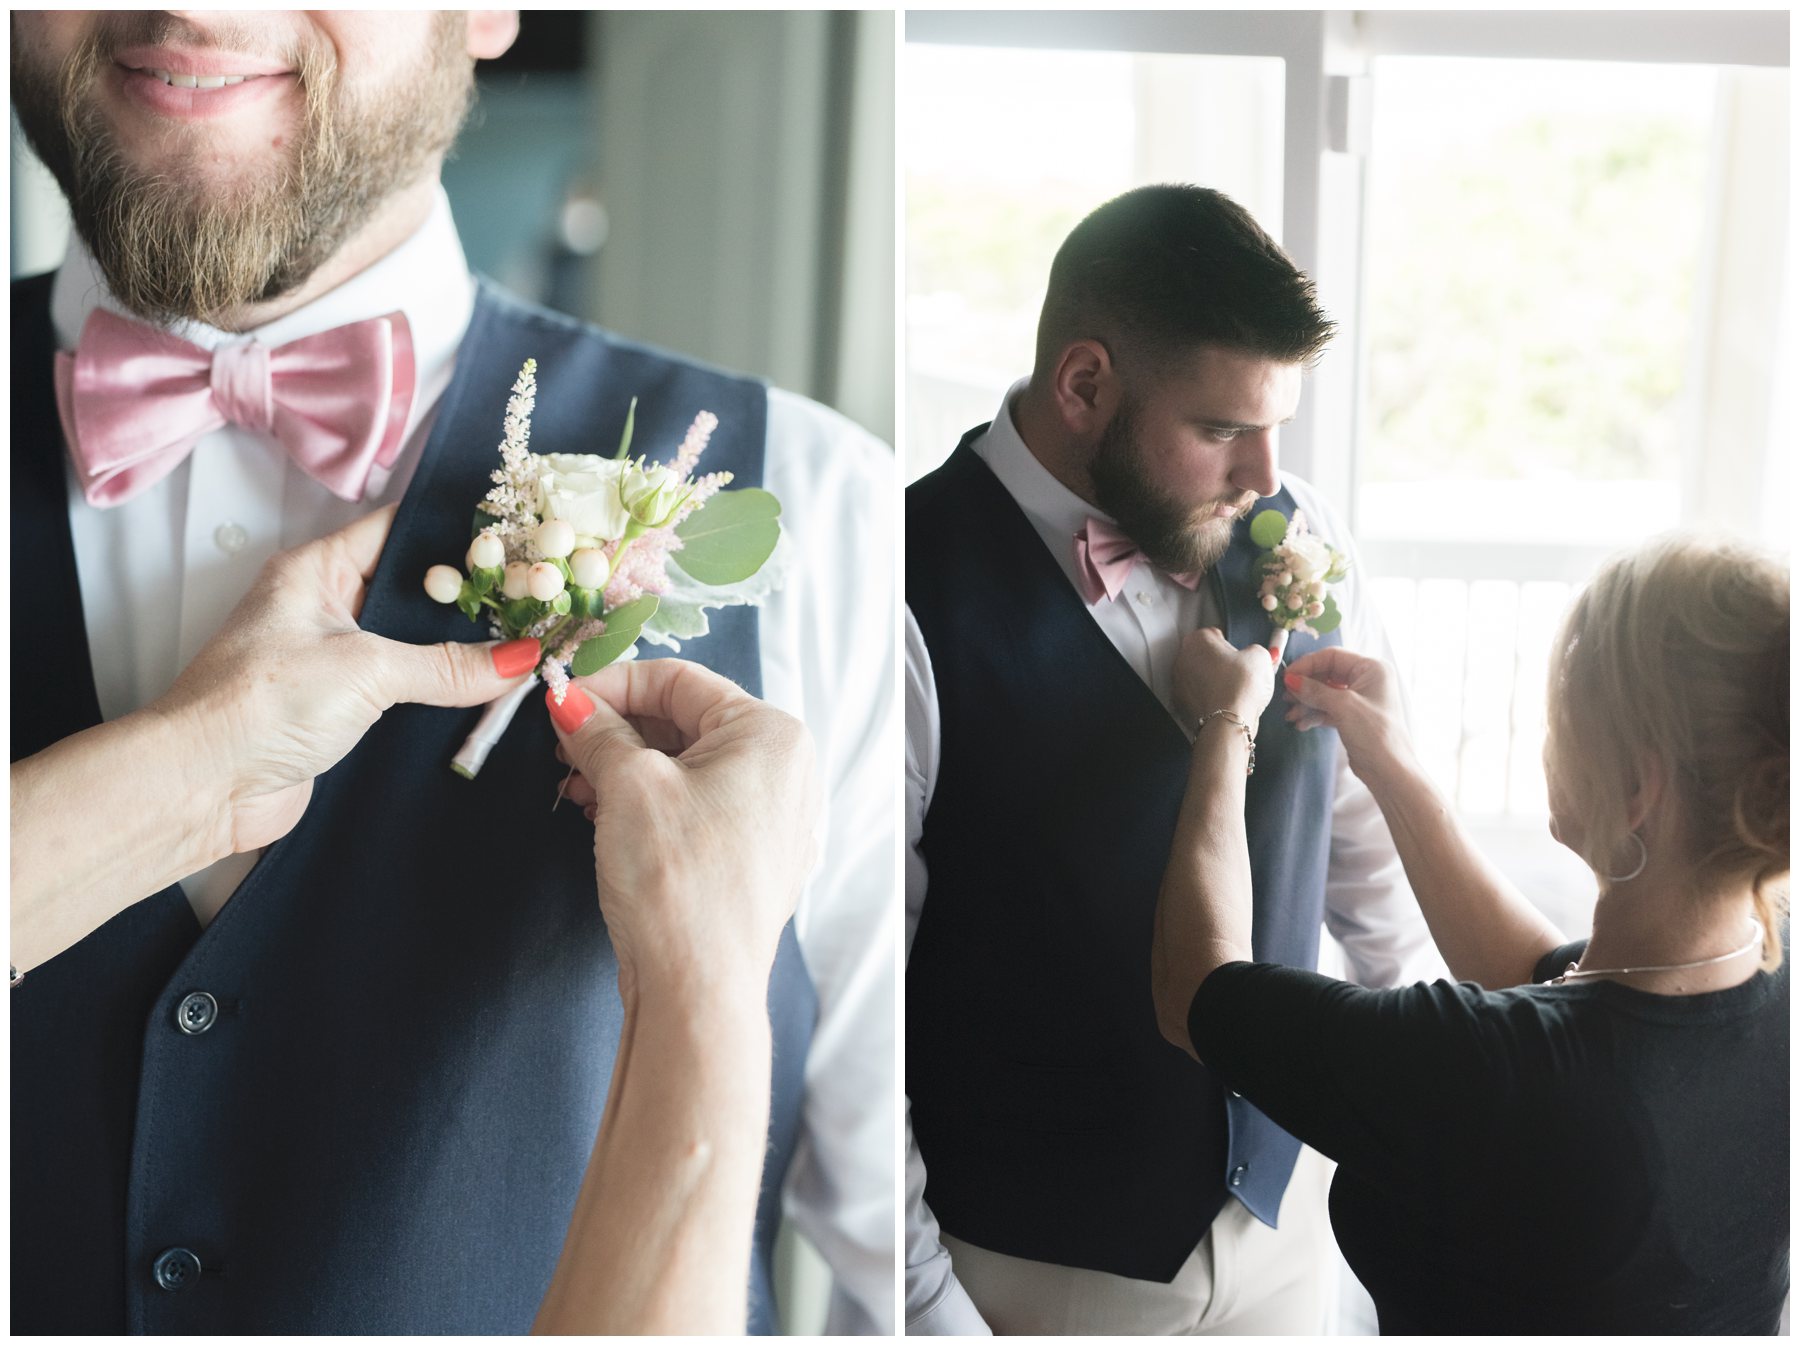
top-left (940, 1145), bottom-right (1337, 1335)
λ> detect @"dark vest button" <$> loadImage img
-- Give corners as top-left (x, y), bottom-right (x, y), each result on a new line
top-left (176, 991), bottom-right (218, 1035)
top-left (1229, 1164), bottom-right (1250, 1188)
top-left (152, 1246), bottom-right (202, 1291)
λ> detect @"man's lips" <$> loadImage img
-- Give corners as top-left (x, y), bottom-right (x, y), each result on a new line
top-left (112, 44), bottom-right (293, 79)
top-left (110, 51), bottom-right (297, 122)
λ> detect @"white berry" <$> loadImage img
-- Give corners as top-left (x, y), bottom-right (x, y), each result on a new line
top-left (527, 561), bottom-right (566, 601)
top-left (467, 531), bottom-right (505, 570)
top-left (1306, 601), bottom-right (1325, 618)
top-left (570, 547), bottom-right (611, 589)
top-left (535, 519), bottom-right (576, 559)
top-left (502, 561), bottom-right (532, 599)
top-left (423, 565), bottom-right (463, 604)
top-left (1261, 593), bottom-right (1279, 611)
top-left (1287, 592), bottom-right (1305, 610)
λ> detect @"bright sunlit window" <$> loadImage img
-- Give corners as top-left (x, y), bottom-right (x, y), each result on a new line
top-left (906, 43), bottom-right (1284, 480)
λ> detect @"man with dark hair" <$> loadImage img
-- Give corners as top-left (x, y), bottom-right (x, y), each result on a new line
top-left (905, 184), bottom-right (1435, 1333)
top-left (10, 10), bottom-right (894, 1333)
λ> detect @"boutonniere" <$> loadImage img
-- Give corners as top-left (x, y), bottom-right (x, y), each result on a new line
top-left (1249, 507), bottom-right (1348, 660)
top-left (423, 358), bottom-right (784, 776)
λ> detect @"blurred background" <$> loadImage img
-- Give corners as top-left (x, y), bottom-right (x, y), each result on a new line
top-left (12, 10), bottom-right (894, 1334)
top-left (906, 10), bottom-right (1787, 1330)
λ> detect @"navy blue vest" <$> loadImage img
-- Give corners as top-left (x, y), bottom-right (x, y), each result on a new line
top-left (10, 274), bottom-right (816, 1333)
top-left (906, 431), bottom-right (1340, 1283)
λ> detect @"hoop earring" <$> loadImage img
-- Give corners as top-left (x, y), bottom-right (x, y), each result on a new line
top-left (1605, 831), bottom-right (1648, 883)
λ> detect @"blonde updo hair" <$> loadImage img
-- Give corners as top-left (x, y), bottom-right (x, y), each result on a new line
top-left (1545, 534), bottom-right (1788, 969)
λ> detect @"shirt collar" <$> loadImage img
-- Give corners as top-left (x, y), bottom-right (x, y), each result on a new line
top-left (973, 377), bottom-right (1118, 582)
top-left (49, 183), bottom-right (475, 375)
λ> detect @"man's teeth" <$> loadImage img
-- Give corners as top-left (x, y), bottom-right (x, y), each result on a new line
top-left (147, 69), bottom-right (252, 89)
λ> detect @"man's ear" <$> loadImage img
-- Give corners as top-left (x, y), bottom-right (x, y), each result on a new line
top-left (1047, 339), bottom-right (1118, 439)
top-left (465, 11), bottom-right (520, 62)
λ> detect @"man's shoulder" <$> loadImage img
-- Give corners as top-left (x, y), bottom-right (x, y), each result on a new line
top-left (469, 277), bottom-right (767, 398)
top-left (1276, 472), bottom-right (1353, 547)
top-left (765, 384), bottom-right (892, 484)
top-left (905, 424), bottom-right (994, 515)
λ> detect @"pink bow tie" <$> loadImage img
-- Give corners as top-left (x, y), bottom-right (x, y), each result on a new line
top-left (1073, 516), bottom-right (1202, 604)
top-left (53, 306), bottom-right (416, 508)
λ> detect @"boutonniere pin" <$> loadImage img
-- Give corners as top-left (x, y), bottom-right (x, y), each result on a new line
top-left (423, 358), bottom-right (784, 776)
top-left (1249, 507), bottom-right (1348, 660)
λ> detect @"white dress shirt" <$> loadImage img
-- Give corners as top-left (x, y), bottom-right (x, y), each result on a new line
top-left (50, 188), bottom-right (897, 1334)
top-left (903, 381), bottom-right (1441, 1334)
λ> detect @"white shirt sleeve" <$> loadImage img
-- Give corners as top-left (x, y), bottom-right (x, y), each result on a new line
top-left (1285, 479), bottom-right (1445, 989)
top-left (759, 389), bottom-right (897, 1334)
top-left (902, 606), bottom-right (993, 1335)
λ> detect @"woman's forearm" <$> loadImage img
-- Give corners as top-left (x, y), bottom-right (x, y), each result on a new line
top-left (1359, 747), bottom-right (1565, 989)
top-left (1152, 719), bottom-right (1257, 1058)
top-left (534, 973), bottom-right (773, 1335)
top-left (11, 709), bottom-right (229, 974)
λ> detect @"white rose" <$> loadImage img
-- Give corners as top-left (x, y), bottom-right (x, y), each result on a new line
top-left (534, 453), bottom-right (631, 542)
top-left (1283, 534), bottom-right (1332, 584)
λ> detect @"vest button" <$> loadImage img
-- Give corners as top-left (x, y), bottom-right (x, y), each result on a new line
top-left (1229, 1164), bottom-right (1250, 1188)
top-left (152, 1246), bottom-right (202, 1291)
top-left (176, 991), bottom-right (218, 1035)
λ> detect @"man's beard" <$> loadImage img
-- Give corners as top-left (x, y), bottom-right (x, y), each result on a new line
top-left (1089, 399), bottom-right (1244, 576)
top-left (12, 12), bottom-right (474, 327)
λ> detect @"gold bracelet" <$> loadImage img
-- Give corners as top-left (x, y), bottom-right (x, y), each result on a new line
top-left (1198, 709), bottom-right (1256, 775)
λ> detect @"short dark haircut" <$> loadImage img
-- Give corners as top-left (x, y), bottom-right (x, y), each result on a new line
top-left (1034, 184), bottom-right (1335, 380)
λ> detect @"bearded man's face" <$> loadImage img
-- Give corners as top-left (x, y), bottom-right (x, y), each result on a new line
top-left (1089, 344), bottom-right (1299, 576)
top-left (11, 11), bottom-right (477, 327)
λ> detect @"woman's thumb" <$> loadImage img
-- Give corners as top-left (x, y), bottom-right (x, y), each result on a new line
top-left (378, 635), bottom-right (540, 709)
top-left (546, 681), bottom-right (646, 780)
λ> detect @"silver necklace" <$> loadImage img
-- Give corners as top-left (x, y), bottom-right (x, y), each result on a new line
top-left (1546, 918), bottom-right (1765, 985)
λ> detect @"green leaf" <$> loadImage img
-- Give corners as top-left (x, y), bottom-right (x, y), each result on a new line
top-left (671, 488), bottom-right (782, 585)
top-left (613, 396), bottom-right (638, 461)
top-left (1311, 594), bottom-right (1343, 635)
top-left (1249, 509), bottom-right (1289, 551)
top-left (470, 564), bottom-right (503, 597)
top-left (455, 580), bottom-right (482, 622)
top-left (550, 555), bottom-right (573, 583)
top-left (571, 595), bottom-right (660, 676)
top-left (472, 507), bottom-right (498, 537)
top-left (550, 590), bottom-right (572, 616)
top-left (502, 597), bottom-right (544, 630)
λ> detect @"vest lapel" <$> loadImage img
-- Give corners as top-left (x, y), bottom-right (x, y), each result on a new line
top-left (11, 274), bottom-right (105, 760)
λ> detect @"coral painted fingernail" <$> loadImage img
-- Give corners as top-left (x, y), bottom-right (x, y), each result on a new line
top-left (1268, 645), bottom-right (1281, 664)
top-left (546, 685), bottom-right (595, 734)
top-left (492, 638), bottom-right (539, 679)
top-left (1283, 671), bottom-right (1303, 690)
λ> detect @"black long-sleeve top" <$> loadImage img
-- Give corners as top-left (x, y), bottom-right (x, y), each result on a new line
top-left (1188, 939), bottom-right (1789, 1333)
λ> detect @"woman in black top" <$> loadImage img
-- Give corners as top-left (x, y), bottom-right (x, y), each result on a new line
top-left (1150, 535), bottom-right (1788, 1333)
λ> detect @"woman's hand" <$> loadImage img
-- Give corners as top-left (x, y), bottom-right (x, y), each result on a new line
top-left (149, 504), bottom-right (537, 857)
top-left (1173, 627), bottom-right (1278, 728)
top-left (1281, 647), bottom-right (1413, 785)
top-left (12, 505), bottom-right (536, 977)
top-left (532, 659), bottom-right (820, 1334)
top-left (545, 658), bottom-right (821, 1003)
